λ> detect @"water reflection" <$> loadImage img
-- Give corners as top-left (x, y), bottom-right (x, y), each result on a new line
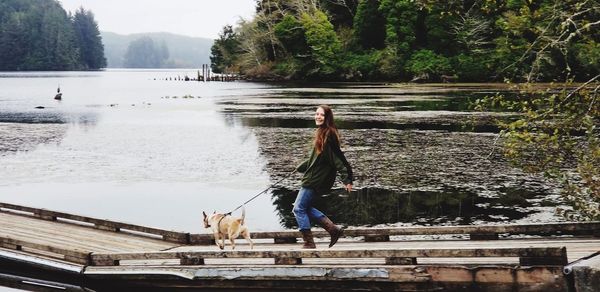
top-left (219, 95), bottom-right (479, 112)
top-left (239, 117), bottom-right (499, 132)
top-left (364, 96), bottom-right (477, 111)
top-left (218, 90), bottom-right (509, 133)
top-left (0, 110), bottom-right (98, 124)
top-left (0, 109), bottom-right (98, 156)
top-left (271, 186), bottom-right (554, 228)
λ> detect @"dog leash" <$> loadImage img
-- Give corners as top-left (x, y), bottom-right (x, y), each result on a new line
top-left (225, 169), bottom-right (297, 216)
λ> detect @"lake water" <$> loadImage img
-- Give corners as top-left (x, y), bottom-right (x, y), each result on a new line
top-left (0, 70), bottom-right (567, 233)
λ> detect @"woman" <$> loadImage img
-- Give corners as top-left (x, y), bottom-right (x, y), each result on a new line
top-left (293, 105), bottom-right (353, 249)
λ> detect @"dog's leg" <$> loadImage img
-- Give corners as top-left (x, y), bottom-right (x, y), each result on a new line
top-left (214, 232), bottom-right (224, 250)
top-left (242, 228), bottom-right (254, 249)
top-left (229, 231), bottom-right (236, 250)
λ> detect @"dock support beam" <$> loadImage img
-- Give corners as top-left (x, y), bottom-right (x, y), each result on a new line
top-left (386, 257), bottom-right (417, 265)
top-left (274, 237), bottom-right (297, 244)
top-left (469, 233), bottom-right (499, 240)
top-left (181, 257), bottom-right (204, 265)
top-left (0, 242), bottom-right (21, 251)
top-left (365, 235), bottom-right (390, 242)
top-left (275, 257), bottom-right (302, 265)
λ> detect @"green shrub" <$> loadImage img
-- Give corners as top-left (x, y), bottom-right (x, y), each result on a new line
top-left (453, 54), bottom-right (492, 82)
top-left (342, 50), bottom-right (383, 80)
top-left (405, 49), bottom-right (452, 80)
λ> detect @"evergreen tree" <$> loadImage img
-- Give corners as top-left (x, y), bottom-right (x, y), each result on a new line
top-left (377, 0), bottom-right (419, 78)
top-left (28, 0), bottom-right (80, 70)
top-left (0, 8), bottom-right (28, 70)
top-left (210, 25), bottom-right (240, 74)
top-left (73, 7), bottom-right (106, 69)
top-left (353, 0), bottom-right (385, 50)
top-left (0, 0), bottom-right (106, 71)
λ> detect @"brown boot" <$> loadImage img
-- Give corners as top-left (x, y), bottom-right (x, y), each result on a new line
top-left (318, 216), bottom-right (344, 248)
top-left (300, 229), bottom-right (316, 249)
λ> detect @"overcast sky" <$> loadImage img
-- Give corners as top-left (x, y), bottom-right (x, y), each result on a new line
top-left (59, 0), bottom-right (256, 39)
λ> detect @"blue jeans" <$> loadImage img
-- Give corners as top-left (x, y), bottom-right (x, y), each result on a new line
top-left (293, 187), bottom-right (325, 231)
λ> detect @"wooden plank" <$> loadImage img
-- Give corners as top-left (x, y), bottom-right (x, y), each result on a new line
top-left (189, 221), bottom-right (600, 244)
top-left (386, 257), bottom-right (417, 265)
top-left (274, 257), bottom-right (302, 265)
top-left (180, 257), bottom-right (204, 265)
top-left (1, 228), bottom-right (158, 253)
top-left (0, 224), bottom-right (129, 252)
top-left (0, 242), bottom-right (21, 250)
top-left (0, 202), bottom-right (189, 243)
top-left (0, 237), bottom-right (89, 259)
top-left (274, 237), bottom-right (297, 244)
top-left (365, 235), bottom-right (390, 242)
top-left (0, 212), bottom-right (178, 245)
top-left (469, 233), bottom-right (499, 240)
top-left (82, 265), bottom-right (568, 291)
top-left (0, 236), bottom-right (91, 264)
top-left (0, 213), bottom-right (176, 252)
top-left (90, 247), bottom-right (567, 266)
top-left (520, 255), bottom-right (569, 266)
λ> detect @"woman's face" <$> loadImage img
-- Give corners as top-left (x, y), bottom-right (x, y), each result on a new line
top-left (315, 107), bottom-right (325, 126)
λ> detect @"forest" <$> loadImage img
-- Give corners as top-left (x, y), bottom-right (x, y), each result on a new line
top-left (0, 0), bottom-right (106, 71)
top-left (212, 0), bottom-right (599, 219)
top-left (210, 0), bottom-right (599, 82)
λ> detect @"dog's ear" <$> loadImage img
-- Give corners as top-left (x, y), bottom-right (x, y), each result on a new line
top-left (202, 211), bottom-right (206, 218)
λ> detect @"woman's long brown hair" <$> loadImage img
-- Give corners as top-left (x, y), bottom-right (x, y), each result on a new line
top-left (314, 105), bottom-right (340, 154)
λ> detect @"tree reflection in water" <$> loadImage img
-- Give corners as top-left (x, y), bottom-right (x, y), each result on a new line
top-left (271, 186), bottom-right (552, 228)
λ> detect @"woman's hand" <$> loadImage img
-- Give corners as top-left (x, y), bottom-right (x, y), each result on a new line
top-left (345, 184), bottom-right (352, 193)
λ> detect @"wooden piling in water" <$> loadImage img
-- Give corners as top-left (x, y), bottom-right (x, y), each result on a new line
top-left (153, 64), bottom-right (242, 82)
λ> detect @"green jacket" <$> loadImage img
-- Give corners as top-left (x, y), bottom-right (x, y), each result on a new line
top-left (296, 136), bottom-right (353, 195)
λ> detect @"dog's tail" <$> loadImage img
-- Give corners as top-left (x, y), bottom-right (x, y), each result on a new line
top-left (241, 207), bottom-right (246, 225)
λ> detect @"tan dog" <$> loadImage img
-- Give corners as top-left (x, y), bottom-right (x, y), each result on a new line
top-left (202, 209), bottom-right (254, 250)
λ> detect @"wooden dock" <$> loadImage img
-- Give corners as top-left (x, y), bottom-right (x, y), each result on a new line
top-left (1, 202), bottom-right (599, 291)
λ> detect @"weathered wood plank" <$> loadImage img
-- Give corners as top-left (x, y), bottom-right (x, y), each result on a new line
top-left (90, 247), bottom-right (567, 266)
top-left (274, 257), bottom-right (302, 265)
top-left (180, 257), bottom-right (204, 265)
top-left (0, 237), bottom-right (89, 259)
top-left (0, 236), bottom-right (91, 264)
top-left (0, 242), bottom-right (21, 250)
top-left (425, 265), bottom-right (568, 289)
top-left (0, 213), bottom-right (175, 252)
top-left (274, 237), bottom-right (297, 244)
top-left (0, 225), bottom-right (132, 252)
top-left (188, 221), bottom-right (600, 244)
top-left (520, 255), bottom-right (569, 266)
top-left (386, 257), bottom-right (417, 265)
top-left (365, 235), bottom-right (390, 242)
top-left (0, 202), bottom-right (189, 243)
top-left (82, 265), bottom-right (569, 291)
top-left (469, 233), bottom-right (499, 240)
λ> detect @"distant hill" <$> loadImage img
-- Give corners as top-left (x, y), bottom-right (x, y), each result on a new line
top-left (101, 32), bottom-right (213, 68)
